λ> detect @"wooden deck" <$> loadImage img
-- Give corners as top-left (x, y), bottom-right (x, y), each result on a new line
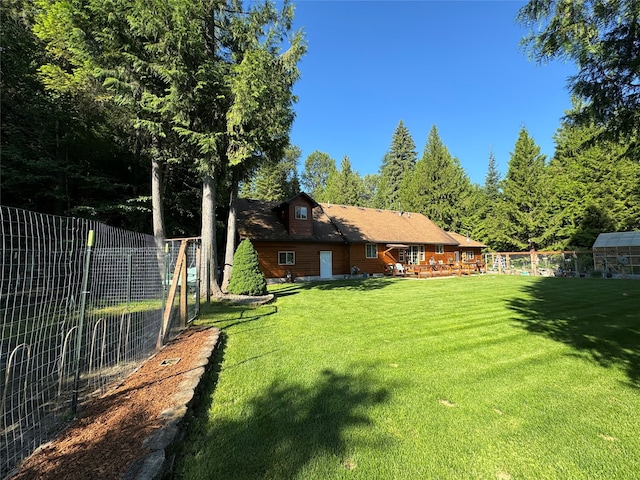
top-left (391, 262), bottom-right (486, 278)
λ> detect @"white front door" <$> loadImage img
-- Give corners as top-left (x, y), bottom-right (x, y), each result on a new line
top-left (455, 251), bottom-right (460, 263)
top-left (320, 251), bottom-right (332, 279)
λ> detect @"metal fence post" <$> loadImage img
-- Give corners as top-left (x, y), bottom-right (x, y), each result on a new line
top-left (71, 230), bottom-right (94, 414)
top-left (126, 250), bottom-right (133, 305)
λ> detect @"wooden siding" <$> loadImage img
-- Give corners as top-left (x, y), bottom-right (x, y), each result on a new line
top-left (413, 244), bottom-right (484, 265)
top-left (348, 243), bottom-right (387, 275)
top-left (347, 243), bottom-right (485, 275)
top-left (251, 241), bottom-right (484, 279)
top-left (252, 241), bottom-right (348, 279)
top-left (286, 198), bottom-right (314, 236)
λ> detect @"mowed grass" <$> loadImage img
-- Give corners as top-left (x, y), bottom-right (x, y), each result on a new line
top-left (173, 275), bottom-right (640, 479)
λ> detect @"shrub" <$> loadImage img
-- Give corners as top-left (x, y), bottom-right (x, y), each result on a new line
top-left (227, 239), bottom-right (267, 296)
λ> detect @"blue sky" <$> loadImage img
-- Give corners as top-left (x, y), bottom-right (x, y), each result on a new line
top-left (288, 1), bottom-right (576, 185)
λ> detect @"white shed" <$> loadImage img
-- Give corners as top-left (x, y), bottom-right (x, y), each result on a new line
top-left (592, 231), bottom-right (640, 276)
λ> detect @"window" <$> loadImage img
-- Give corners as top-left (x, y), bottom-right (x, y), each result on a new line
top-left (407, 245), bottom-right (425, 264)
top-left (435, 244), bottom-right (444, 255)
top-left (467, 251), bottom-right (474, 260)
top-left (278, 251), bottom-right (295, 265)
top-left (365, 243), bottom-right (378, 259)
top-left (295, 206), bottom-right (307, 220)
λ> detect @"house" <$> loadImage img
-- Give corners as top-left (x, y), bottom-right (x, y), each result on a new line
top-left (446, 231), bottom-right (487, 265)
top-left (236, 193), bottom-right (486, 281)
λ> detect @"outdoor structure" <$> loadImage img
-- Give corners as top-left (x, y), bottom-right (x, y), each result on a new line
top-left (0, 206), bottom-right (197, 477)
top-left (483, 250), bottom-right (594, 277)
top-left (236, 193), bottom-right (486, 281)
top-left (592, 231), bottom-right (640, 277)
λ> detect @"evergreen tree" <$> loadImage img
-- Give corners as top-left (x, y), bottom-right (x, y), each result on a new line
top-left (34, 0), bottom-right (305, 297)
top-left (518, 0), bottom-right (640, 139)
top-left (361, 174), bottom-right (379, 208)
top-left (227, 239), bottom-right (267, 296)
top-left (301, 151), bottom-right (336, 199)
top-left (221, 19), bottom-right (305, 292)
top-left (496, 127), bottom-right (548, 251)
top-left (484, 149), bottom-right (501, 203)
top-left (472, 149), bottom-right (503, 249)
top-left (400, 125), bottom-right (472, 231)
top-left (375, 120), bottom-right (417, 209)
top-left (545, 117), bottom-right (640, 249)
top-left (1, 1), bottom-right (149, 227)
top-left (242, 146), bottom-right (301, 201)
top-left (323, 156), bottom-right (364, 206)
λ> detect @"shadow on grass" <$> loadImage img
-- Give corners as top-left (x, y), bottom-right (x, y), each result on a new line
top-left (173, 359), bottom-right (391, 479)
top-left (507, 277), bottom-right (640, 389)
top-left (197, 303), bottom-right (278, 331)
top-left (271, 277), bottom-right (396, 295)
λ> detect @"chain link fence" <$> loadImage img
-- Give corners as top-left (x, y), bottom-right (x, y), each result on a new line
top-left (482, 251), bottom-right (596, 277)
top-left (0, 206), bottom-right (199, 478)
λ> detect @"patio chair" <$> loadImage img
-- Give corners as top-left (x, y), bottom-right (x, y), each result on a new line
top-left (395, 263), bottom-right (405, 276)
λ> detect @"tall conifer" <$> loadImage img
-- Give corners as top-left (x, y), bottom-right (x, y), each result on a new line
top-left (546, 118), bottom-right (640, 249)
top-left (496, 127), bottom-right (548, 251)
top-left (324, 156), bottom-right (364, 206)
top-left (401, 125), bottom-right (472, 231)
top-left (375, 120), bottom-right (417, 209)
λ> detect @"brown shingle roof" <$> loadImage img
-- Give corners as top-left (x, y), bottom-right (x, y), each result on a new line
top-left (237, 196), bottom-right (487, 247)
top-left (236, 198), bottom-right (345, 243)
top-left (447, 231), bottom-right (487, 248)
top-left (319, 203), bottom-right (458, 245)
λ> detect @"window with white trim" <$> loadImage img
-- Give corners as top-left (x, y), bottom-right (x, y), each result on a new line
top-left (435, 244), bottom-right (444, 255)
top-left (407, 245), bottom-right (425, 264)
top-left (467, 251), bottom-right (475, 260)
top-left (295, 206), bottom-right (307, 219)
top-left (365, 243), bottom-right (378, 259)
top-left (278, 251), bottom-right (295, 265)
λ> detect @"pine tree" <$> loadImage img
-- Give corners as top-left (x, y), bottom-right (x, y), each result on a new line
top-left (496, 127), bottom-right (548, 251)
top-left (400, 125), bottom-right (472, 231)
top-left (375, 120), bottom-right (417, 209)
top-left (323, 156), bottom-right (364, 206)
top-left (472, 149), bottom-right (503, 249)
top-left (227, 239), bottom-right (267, 296)
top-left (242, 146), bottom-right (301, 201)
top-left (484, 149), bottom-right (501, 203)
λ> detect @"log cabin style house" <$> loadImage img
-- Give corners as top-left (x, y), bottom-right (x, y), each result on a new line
top-left (236, 193), bottom-right (486, 281)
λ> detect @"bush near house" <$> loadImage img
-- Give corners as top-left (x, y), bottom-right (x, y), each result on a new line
top-left (227, 239), bottom-right (267, 296)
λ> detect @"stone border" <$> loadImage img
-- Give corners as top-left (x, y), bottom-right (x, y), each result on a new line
top-left (122, 327), bottom-right (221, 480)
top-left (217, 293), bottom-right (275, 306)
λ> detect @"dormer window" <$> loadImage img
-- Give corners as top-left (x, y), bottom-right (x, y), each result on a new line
top-left (295, 206), bottom-right (307, 220)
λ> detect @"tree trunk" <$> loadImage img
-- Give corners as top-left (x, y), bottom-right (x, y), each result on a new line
top-left (151, 155), bottom-right (166, 273)
top-left (221, 169), bottom-right (240, 292)
top-left (200, 173), bottom-right (223, 299)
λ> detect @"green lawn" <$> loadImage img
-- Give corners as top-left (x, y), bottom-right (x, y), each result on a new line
top-left (172, 275), bottom-right (640, 479)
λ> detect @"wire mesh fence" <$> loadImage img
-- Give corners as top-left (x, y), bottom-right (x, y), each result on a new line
top-left (0, 206), bottom-right (200, 478)
top-left (482, 251), bottom-right (596, 277)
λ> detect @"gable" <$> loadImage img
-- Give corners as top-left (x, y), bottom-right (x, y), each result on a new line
top-left (237, 198), bottom-right (344, 243)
